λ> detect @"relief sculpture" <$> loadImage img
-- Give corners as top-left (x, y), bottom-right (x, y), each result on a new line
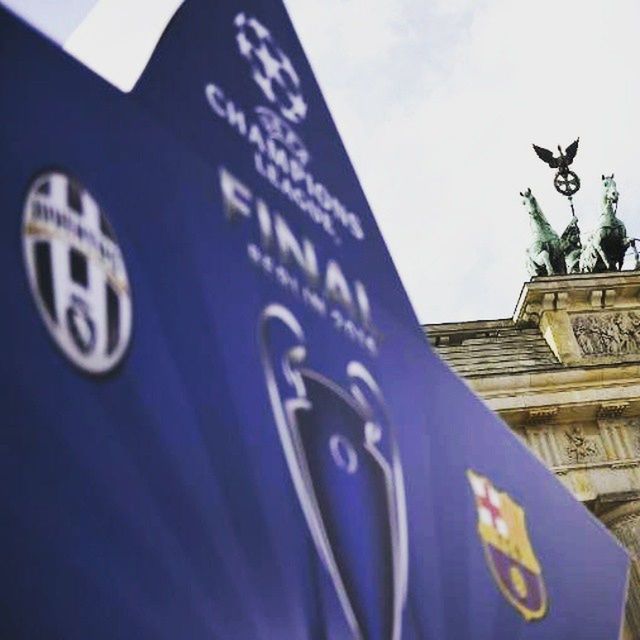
top-left (564, 427), bottom-right (600, 464)
top-left (571, 311), bottom-right (640, 356)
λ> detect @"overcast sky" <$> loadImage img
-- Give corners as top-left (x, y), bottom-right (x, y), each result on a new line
top-left (6, 0), bottom-right (640, 324)
top-left (284, 0), bottom-right (640, 324)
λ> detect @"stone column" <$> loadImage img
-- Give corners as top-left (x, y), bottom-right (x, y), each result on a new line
top-left (601, 502), bottom-right (640, 637)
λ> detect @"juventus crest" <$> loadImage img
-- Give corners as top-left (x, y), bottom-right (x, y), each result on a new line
top-left (22, 170), bottom-right (132, 374)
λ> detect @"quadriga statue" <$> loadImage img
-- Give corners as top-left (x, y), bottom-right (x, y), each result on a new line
top-left (580, 174), bottom-right (639, 272)
top-left (521, 188), bottom-right (565, 276)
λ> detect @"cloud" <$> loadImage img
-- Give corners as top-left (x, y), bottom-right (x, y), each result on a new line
top-left (285, 0), bottom-right (640, 323)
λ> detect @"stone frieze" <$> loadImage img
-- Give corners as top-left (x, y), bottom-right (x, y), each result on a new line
top-left (571, 311), bottom-right (640, 357)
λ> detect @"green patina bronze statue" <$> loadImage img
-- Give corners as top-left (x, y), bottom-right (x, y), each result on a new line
top-left (579, 174), bottom-right (639, 272)
top-left (560, 216), bottom-right (582, 274)
top-left (526, 140), bottom-right (639, 276)
top-left (521, 188), bottom-right (565, 277)
top-left (522, 175), bottom-right (639, 277)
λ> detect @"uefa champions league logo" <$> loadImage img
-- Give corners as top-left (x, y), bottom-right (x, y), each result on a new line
top-left (259, 304), bottom-right (408, 639)
top-left (205, 11), bottom-right (374, 240)
top-left (22, 170), bottom-right (132, 374)
top-left (234, 12), bottom-right (308, 124)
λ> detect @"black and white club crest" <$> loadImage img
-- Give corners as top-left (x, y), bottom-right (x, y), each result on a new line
top-left (235, 12), bottom-right (308, 124)
top-left (22, 171), bottom-right (132, 374)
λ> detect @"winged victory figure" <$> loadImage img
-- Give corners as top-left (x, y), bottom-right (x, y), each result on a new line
top-left (532, 138), bottom-right (579, 173)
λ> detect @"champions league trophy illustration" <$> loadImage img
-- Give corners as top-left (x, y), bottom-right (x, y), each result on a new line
top-left (259, 304), bottom-right (408, 640)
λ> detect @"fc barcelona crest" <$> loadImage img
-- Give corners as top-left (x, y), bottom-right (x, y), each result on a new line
top-left (259, 303), bottom-right (408, 639)
top-left (467, 470), bottom-right (547, 621)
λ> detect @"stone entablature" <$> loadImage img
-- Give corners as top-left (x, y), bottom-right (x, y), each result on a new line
top-left (513, 271), bottom-right (640, 365)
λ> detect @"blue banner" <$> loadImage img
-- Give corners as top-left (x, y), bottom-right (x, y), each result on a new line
top-left (0, 2), bottom-right (628, 638)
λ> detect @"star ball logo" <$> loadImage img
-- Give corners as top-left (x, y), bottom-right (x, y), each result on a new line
top-left (22, 170), bottom-right (132, 374)
top-left (234, 12), bottom-right (308, 124)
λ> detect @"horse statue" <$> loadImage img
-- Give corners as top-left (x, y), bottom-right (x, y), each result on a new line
top-left (521, 188), bottom-right (565, 277)
top-left (560, 216), bottom-right (582, 274)
top-left (579, 174), bottom-right (639, 272)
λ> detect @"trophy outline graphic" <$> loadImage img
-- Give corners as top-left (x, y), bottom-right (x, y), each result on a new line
top-left (259, 303), bottom-right (408, 639)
